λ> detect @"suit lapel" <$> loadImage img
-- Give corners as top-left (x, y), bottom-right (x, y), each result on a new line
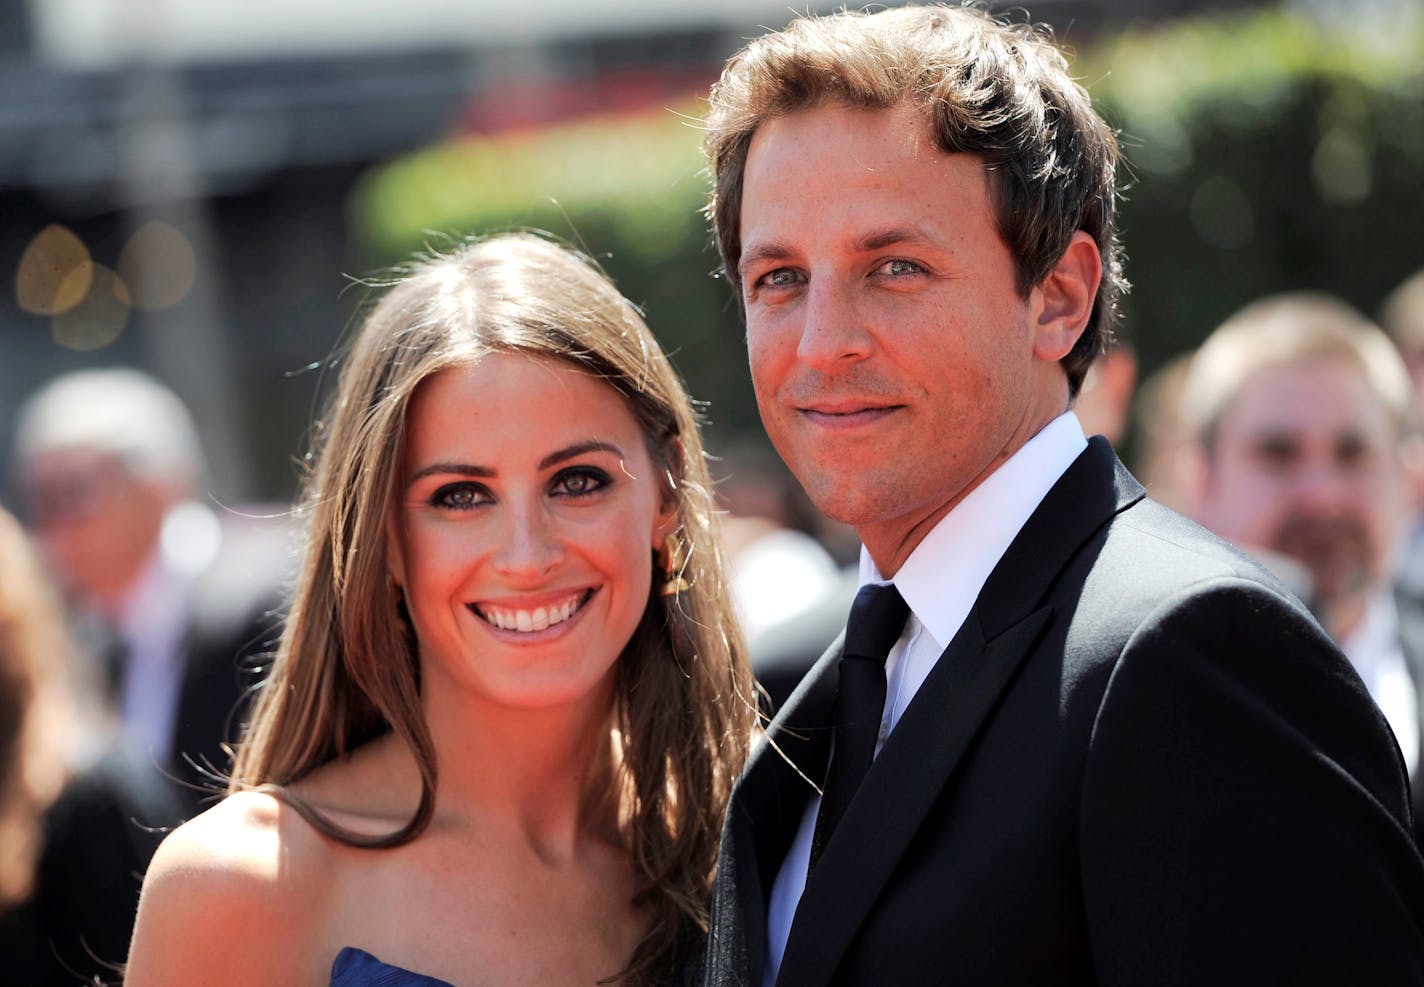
top-left (706, 639), bottom-right (844, 983)
top-left (776, 605), bottom-right (1055, 985)
top-left (1393, 589), bottom-right (1424, 825)
top-left (775, 438), bottom-right (1145, 985)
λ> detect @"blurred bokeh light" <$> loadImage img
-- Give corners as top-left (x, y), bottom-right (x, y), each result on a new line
top-left (116, 221), bottom-right (197, 311)
top-left (16, 225), bottom-right (93, 317)
top-left (51, 263), bottom-right (130, 351)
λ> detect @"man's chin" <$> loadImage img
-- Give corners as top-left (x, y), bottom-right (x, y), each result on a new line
top-left (791, 472), bottom-right (884, 524)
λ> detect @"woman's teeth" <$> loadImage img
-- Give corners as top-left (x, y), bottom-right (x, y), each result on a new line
top-left (476, 593), bottom-right (586, 632)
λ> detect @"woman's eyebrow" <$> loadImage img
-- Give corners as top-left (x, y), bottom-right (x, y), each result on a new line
top-left (539, 440), bottom-right (623, 470)
top-left (405, 441), bottom-right (624, 487)
top-left (406, 462), bottom-right (493, 487)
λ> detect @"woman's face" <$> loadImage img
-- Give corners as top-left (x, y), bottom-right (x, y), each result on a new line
top-left (388, 352), bottom-right (676, 712)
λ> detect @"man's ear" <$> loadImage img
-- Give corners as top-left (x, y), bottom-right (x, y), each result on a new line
top-left (1032, 231), bottom-right (1102, 363)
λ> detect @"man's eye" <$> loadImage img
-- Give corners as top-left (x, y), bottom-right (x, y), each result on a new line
top-left (1252, 439), bottom-right (1300, 470)
top-left (879, 259), bottom-right (924, 276)
top-left (1334, 435), bottom-right (1371, 468)
top-left (430, 483), bottom-right (489, 510)
top-left (758, 268), bottom-right (801, 288)
top-left (553, 467), bottom-right (610, 498)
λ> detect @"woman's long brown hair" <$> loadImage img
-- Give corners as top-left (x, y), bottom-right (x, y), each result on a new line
top-left (231, 233), bottom-right (756, 983)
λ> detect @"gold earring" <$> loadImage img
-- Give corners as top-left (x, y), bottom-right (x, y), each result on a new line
top-left (659, 533), bottom-right (690, 597)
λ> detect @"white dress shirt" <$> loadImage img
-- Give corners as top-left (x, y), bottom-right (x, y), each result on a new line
top-left (1341, 589), bottom-right (1419, 778)
top-left (115, 552), bottom-right (194, 766)
top-left (762, 412), bottom-right (1089, 985)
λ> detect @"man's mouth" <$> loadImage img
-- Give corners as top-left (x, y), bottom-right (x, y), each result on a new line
top-left (798, 403), bottom-right (903, 426)
top-left (470, 589), bottom-right (594, 633)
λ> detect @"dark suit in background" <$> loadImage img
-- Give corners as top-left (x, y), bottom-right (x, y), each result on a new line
top-left (161, 510), bottom-right (290, 817)
top-left (1398, 590), bottom-right (1424, 844)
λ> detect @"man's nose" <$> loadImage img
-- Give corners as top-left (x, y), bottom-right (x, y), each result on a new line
top-left (1287, 462), bottom-right (1352, 511)
top-left (795, 278), bottom-right (874, 371)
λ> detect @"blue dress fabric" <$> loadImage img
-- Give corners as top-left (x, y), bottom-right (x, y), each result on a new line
top-left (330, 947), bottom-right (456, 987)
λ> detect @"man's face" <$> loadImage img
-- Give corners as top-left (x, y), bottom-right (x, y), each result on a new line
top-left (737, 101), bottom-right (1073, 570)
top-left (21, 448), bottom-right (169, 611)
top-left (1197, 358), bottom-right (1405, 623)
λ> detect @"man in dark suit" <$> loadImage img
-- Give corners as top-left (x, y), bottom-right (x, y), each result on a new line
top-left (699, 6), bottom-right (1424, 984)
top-left (1184, 293), bottom-right (1424, 846)
top-left (12, 368), bottom-right (287, 818)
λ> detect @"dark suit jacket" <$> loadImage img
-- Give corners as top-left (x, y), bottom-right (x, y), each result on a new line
top-left (2, 752), bottom-right (183, 985)
top-left (706, 438), bottom-right (1424, 986)
top-left (160, 510), bottom-right (291, 819)
top-left (1397, 589), bottom-right (1424, 846)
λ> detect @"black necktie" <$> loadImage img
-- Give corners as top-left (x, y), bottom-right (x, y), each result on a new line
top-left (810, 582), bottom-right (909, 868)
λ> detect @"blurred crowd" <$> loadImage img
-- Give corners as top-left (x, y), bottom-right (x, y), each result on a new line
top-left (2, 264), bottom-right (1423, 980)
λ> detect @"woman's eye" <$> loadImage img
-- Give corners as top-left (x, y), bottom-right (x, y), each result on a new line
top-left (552, 467), bottom-right (610, 498)
top-left (430, 482), bottom-right (490, 510)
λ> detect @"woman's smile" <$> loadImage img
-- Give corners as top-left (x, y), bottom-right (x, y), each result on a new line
top-left (469, 587), bottom-right (596, 635)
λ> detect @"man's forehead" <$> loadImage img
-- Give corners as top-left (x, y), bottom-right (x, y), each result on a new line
top-left (1222, 365), bottom-right (1397, 444)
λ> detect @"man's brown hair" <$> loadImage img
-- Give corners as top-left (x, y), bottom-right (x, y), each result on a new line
top-left (703, 3), bottom-right (1126, 396)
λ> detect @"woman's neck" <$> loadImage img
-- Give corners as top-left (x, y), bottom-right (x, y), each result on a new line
top-left (418, 680), bottom-right (619, 862)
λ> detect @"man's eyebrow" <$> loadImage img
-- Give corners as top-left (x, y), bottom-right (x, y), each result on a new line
top-left (738, 241), bottom-right (795, 276)
top-left (856, 226), bottom-right (931, 252)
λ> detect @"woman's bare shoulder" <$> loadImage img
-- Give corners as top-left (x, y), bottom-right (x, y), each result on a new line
top-left (125, 790), bottom-right (335, 984)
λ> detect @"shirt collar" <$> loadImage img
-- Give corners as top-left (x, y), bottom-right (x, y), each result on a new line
top-left (859, 411), bottom-right (1088, 647)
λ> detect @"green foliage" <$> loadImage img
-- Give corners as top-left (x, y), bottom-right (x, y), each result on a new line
top-left (353, 104), bottom-right (712, 264)
top-left (1080, 5), bottom-right (1424, 376)
top-left (349, 100), bottom-right (761, 448)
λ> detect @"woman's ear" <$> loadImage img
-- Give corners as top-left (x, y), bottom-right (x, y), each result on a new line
top-left (1032, 231), bottom-right (1102, 363)
top-left (652, 441), bottom-right (685, 548)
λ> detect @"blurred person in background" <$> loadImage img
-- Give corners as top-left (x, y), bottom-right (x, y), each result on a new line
top-left (0, 505), bottom-right (180, 985)
top-left (125, 234), bottom-right (756, 986)
top-left (716, 441), bottom-right (856, 713)
top-left (1379, 268), bottom-right (1424, 597)
top-left (11, 368), bottom-right (288, 818)
top-left (1127, 351), bottom-right (1200, 516)
top-left (1183, 292), bottom-right (1424, 841)
top-left (1071, 340), bottom-right (1137, 448)
top-left (1380, 268), bottom-right (1424, 429)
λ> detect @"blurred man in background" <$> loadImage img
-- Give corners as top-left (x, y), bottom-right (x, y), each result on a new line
top-left (1072, 340), bottom-right (1137, 448)
top-left (716, 440), bottom-right (857, 713)
top-left (1183, 292), bottom-right (1424, 839)
top-left (1379, 268), bottom-right (1424, 598)
top-left (1380, 268), bottom-right (1424, 430)
top-left (11, 368), bottom-right (287, 817)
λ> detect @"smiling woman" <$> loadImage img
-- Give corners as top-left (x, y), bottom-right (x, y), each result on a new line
top-left (391, 354), bottom-right (678, 714)
top-left (123, 234), bottom-right (756, 986)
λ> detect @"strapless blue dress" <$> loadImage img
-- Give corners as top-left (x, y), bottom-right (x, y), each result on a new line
top-left (330, 947), bottom-right (455, 986)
